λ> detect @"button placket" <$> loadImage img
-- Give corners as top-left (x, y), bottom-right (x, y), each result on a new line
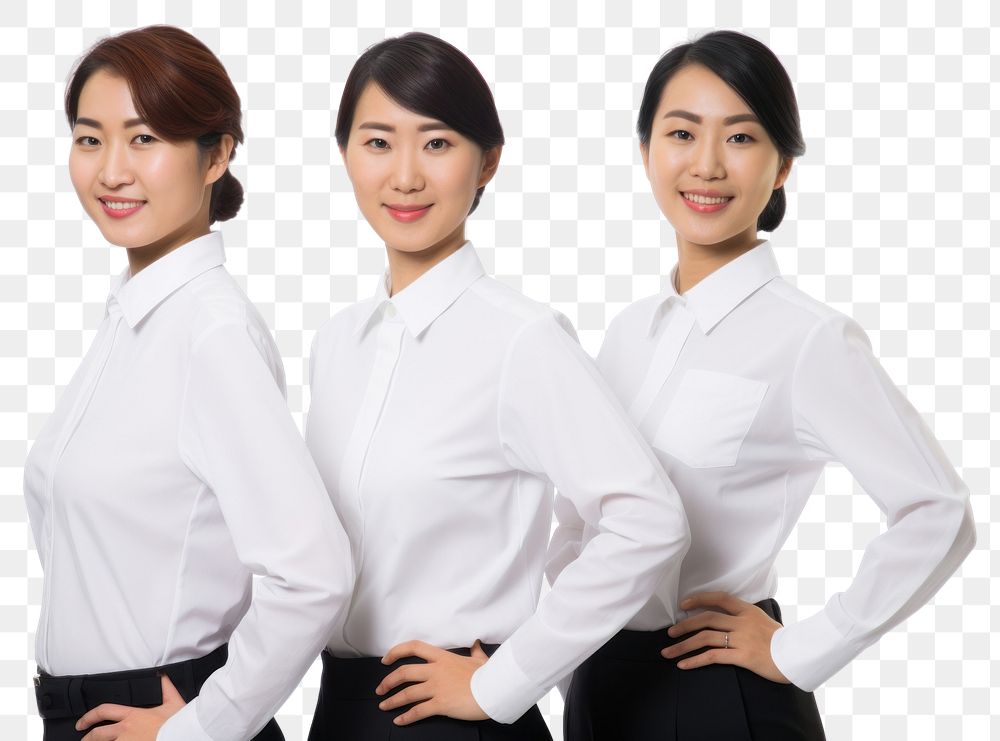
top-left (38, 303), bottom-right (124, 661)
top-left (628, 304), bottom-right (695, 424)
top-left (335, 309), bottom-right (405, 652)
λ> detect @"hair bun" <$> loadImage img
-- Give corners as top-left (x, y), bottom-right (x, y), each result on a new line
top-left (210, 169), bottom-right (244, 224)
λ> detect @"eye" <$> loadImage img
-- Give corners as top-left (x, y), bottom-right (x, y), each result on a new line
top-left (728, 133), bottom-right (754, 144)
top-left (426, 138), bottom-right (450, 151)
top-left (133, 134), bottom-right (156, 145)
top-left (75, 136), bottom-right (100, 147)
top-left (365, 138), bottom-right (389, 150)
top-left (668, 130), bottom-right (693, 141)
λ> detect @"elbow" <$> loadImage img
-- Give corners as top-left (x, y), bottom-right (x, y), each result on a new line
top-left (650, 498), bottom-right (691, 565)
top-left (953, 499), bottom-right (977, 562)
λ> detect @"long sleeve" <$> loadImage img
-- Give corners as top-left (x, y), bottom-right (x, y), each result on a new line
top-left (162, 321), bottom-right (354, 741)
top-left (470, 314), bottom-right (690, 723)
top-left (770, 314), bottom-right (976, 691)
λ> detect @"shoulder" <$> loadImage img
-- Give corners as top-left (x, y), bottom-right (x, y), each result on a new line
top-left (755, 280), bottom-right (873, 374)
top-left (311, 297), bottom-right (380, 353)
top-left (760, 278), bottom-right (851, 326)
top-left (465, 276), bottom-right (579, 345)
top-left (605, 293), bottom-right (665, 338)
top-left (180, 267), bottom-right (283, 376)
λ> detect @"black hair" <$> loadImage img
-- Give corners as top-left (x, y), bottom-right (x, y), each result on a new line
top-left (336, 32), bottom-right (505, 214)
top-left (637, 30), bottom-right (805, 232)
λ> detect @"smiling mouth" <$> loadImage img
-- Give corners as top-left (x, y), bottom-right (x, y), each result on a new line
top-left (99, 197), bottom-right (147, 218)
top-left (680, 192), bottom-right (733, 213)
top-left (384, 204), bottom-right (432, 223)
top-left (682, 192), bottom-right (732, 205)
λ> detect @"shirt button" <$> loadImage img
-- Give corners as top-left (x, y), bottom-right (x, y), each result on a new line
top-left (384, 303), bottom-right (397, 319)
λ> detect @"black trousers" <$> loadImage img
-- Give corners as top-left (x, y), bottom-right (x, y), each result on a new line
top-left (308, 646), bottom-right (552, 741)
top-left (565, 599), bottom-right (826, 741)
top-left (37, 644), bottom-right (284, 741)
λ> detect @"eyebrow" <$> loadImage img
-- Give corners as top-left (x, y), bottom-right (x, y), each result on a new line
top-left (356, 121), bottom-right (454, 133)
top-left (74, 117), bottom-right (148, 130)
top-left (661, 110), bottom-right (760, 126)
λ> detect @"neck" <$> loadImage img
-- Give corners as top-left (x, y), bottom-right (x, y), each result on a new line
top-left (386, 224), bottom-right (467, 296)
top-left (674, 227), bottom-right (762, 294)
top-left (125, 212), bottom-right (211, 276)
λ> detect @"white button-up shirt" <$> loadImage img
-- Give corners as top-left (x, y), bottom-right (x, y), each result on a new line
top-left (306, 242), bottom-right (689, 723)
top-left (23, 233), bottom-right (354, 741)
top-left (554, 241), bottom-right (975, 692)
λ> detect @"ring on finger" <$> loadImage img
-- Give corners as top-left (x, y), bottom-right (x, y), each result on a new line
top-left (724, 632), bottom-right (730, 649)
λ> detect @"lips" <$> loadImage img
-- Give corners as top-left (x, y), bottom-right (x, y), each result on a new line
top-left (385, 203), bottom-right (432, 223)
top-left (680, 191), bottom-right (733, 213)
top-left (99, 196), bottom-right (147, 219)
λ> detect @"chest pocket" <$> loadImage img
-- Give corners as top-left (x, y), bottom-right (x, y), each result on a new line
top-left (652, 369), bottom-right (768, 468)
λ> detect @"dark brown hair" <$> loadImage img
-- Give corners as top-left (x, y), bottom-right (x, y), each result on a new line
top-left (65, 25), bottom-right (245, 224)
top-left (336, 32), bottom-right (504, 214)
top-left (638, 31), bottom-right (805, 232)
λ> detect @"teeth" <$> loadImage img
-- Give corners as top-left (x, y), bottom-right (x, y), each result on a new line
top-left (103, 200), bottom-right (143, 210)
top-left (683, 193), bottom-right (731, 205)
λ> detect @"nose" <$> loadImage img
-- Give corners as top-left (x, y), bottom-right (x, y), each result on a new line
top-left (389, 148), bottom-right (424, 194)
top-left (98, 141), bottom-right (135, 188)
top-left (689, 137), bottom-right (725, 181)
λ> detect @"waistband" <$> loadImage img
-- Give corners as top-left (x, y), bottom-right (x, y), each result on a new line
top-left (35, 643), bottom-right (228, 721)
top-left (594, 598), bottom-right (782, 662)
top-left (320, 643), bottom-right (500, 701)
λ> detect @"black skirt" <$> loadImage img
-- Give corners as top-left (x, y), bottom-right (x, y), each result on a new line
top-left (308, 646), bottom-right (552, 741)
top-left (564, 599), bottom-right (826, 741)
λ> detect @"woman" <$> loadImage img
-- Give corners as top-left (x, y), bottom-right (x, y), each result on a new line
top-left (24, 26), bottom-right (353, 741)
top-left (551, 30), bottom-right (976, 740)
top-left (305, 32), bottom-right (690, 740)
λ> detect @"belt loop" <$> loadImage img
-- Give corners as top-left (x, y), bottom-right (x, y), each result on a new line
top-left (67, 676), bottom-right (86, 717)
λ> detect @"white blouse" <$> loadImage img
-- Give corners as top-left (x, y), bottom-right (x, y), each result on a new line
top-left (306, 242), bottom-right (689, 723)
top-left (550, 241), bottom-right (975, 692)
top-left (23, 233), bottom-right (354, 741)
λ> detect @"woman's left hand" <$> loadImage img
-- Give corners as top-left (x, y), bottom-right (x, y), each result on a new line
top-left (376, 639), bottom-right (490, 725)
top-left (77, 673), bottom-right (185, 740)
top-left (661, 591), bottom-right (790, 684)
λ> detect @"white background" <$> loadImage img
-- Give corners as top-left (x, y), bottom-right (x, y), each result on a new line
top-left (0, 0), bottom-right (995, 738)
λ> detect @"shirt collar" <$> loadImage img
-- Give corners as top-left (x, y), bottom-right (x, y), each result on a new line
top-left (353, 241), bottom-right (486, 338)
top-left (649, 241), bottom-right (781, 336)
top-left (108, 232), bottom-right (226, 328)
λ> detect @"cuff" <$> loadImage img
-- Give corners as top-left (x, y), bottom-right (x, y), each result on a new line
top-left (156, 700), bottom-right (213, 741)
top-left (770, 605), bottom-right (863, 692)
top-left (470, 643), bottom-right (548, 724)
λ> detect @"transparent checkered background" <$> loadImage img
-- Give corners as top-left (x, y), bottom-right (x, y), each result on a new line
top-left (0, 0), bottom-right (995, 738)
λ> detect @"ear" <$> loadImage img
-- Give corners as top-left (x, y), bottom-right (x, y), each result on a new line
top-left (639, 141), bottom-right (651, 179)
top-left (773, 157), bottom-right (793, 190)
top-left (477, 145), bottom-right (503, 188)
top-left (204, 134), bottom-right (235, 186)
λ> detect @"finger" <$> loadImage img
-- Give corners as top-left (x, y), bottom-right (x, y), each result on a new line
top-left (375, 663), bottom-right (431, 695)
top-left (667, 610), bottom-right (736, 637)
top-left (471, 639), bottom-right (488, 661)
top-left (81, 723), bottom-right (119, 741)
top-left (160, 673), bottom-right (185, 704)
top-left (379, 683), bottom-right (435, 712)
top-left (679, 591), bottom-right (749, 615)
top-left (382, 640), bottom-right (443, 665)
top-left (76, 704), bottom-right (130, 730)
top-left (661, 630), bottom-right (730, 659)
top-left (393, 699), bottom-right (439, 726)
top-left (677, 647), bottom-right (742, 670)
